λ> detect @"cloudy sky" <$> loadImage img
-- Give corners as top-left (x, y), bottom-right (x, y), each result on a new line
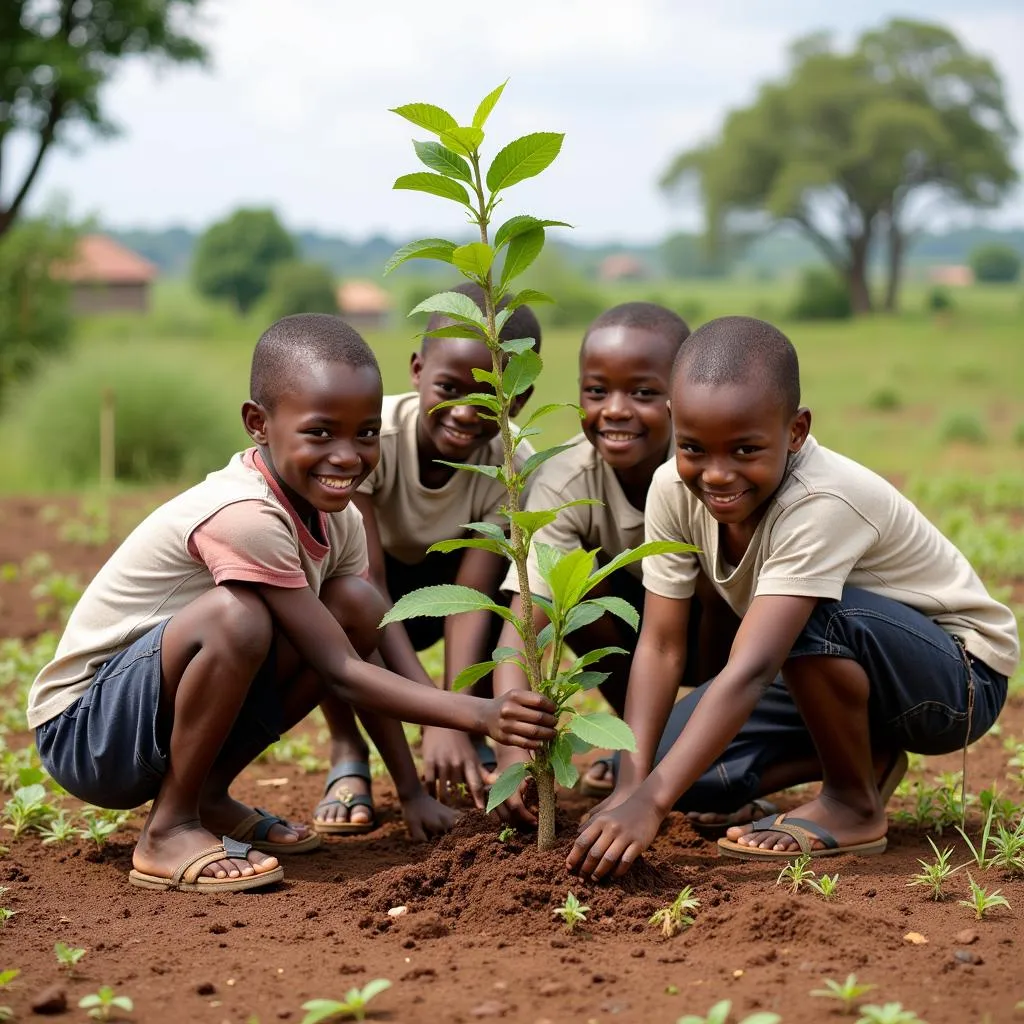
top-left (11, 0), bottom-right (1024, 242)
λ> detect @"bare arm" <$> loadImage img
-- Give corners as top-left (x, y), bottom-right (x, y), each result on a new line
top-left (444, 547), bottom-right (508, 688)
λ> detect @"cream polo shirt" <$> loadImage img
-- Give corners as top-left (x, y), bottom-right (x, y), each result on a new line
top-left (357, 392), bottom-right (534, 566)
top-left (642, 435), bottom-right (1020, 678)
top-left (27, 449), bottom-right (368, 728)
top-left (502, 433), bottom-right (670, 599)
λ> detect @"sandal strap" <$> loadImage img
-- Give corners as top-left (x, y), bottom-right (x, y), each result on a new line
top-left (250, 812), bottom-right (286, 843)
top-left (772, 816), bottom-right (839, 850)
top-left (323, 760), bottom-right (372, 794)
top-left (318, 793), bottom-right (374, 813)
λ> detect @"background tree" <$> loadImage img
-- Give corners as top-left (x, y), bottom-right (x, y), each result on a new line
top-left (0, 0), bottom-right (206, 239)
top-left (661, 19), bottom-right (1017, 314)
top-left (969, 242), bottom-right (1021, 284)
top-left (191, 208), bottom-right (296, 314)
top-left (264, 261), bottom-right (339, 321)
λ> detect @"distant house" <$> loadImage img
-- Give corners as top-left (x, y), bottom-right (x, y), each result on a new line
top-left (598, 253), bottom-right (648, 282)
top-left (337, 279), bottom-right (392, 330)
top-left (928, 264), bottom-right (975, 287)
top-left (56, 234), bottom-right (159, 314)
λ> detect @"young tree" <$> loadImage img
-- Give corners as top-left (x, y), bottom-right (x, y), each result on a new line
top-left (970, 243), bottom-right (1021, 283)
top-left (0, 0), bottom-right (206, 239)
top-left (265, 261), bottom-right (339, 321)
top-left (661, 18), bottom-right (1017, 314)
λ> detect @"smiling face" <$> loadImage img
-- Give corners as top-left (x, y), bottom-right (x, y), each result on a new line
top-left (579, 325), bottom-right (675, 482)
top-left (242, 360), bottom-right (383, 524)
top-left (671, 374), bottom-right (811, 534)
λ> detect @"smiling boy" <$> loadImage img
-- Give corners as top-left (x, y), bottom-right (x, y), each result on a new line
top-left (568, 315), bottom-right (1017, 879)
top-left (313, 284), bottom-right (542, 830)
top-left (28, 314), bottom-right (556, 893)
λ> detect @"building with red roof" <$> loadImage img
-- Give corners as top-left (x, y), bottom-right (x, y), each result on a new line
top-left (56, 233), bottom-right (159, 314)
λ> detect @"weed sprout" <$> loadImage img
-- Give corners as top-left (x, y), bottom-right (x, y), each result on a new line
top-left (776, 853), bottom-right (815, 893)
top-left (54, 941), bottom-right (86, 974)
top-left (811, 973), bottom-right (877, 1013)
top-left (807, 872), bottom-right (840, 901)
top-left (854, 1003), bottom-right (928, 1024)
top-left (675, 1000), bottom-right (781, 1024)
top-left (906, 837), bottom-right (957, 900)
top-left (39, 810), bottom-right (78, 845)
top-left (79, 986), bottom-right (134, 1021)
top-left (649, 885), bottom-right (701, 937)
top-left (958, 873), bottom-right (1011, 920)
top-left (552, 891), bottom-right (590, 932)
top-left (300, 979), bottom-right (392, 1022)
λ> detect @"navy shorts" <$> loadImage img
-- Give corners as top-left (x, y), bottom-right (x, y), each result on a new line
top-left (655, 587), bottom-right (1008, 813)
top-left (36, 619), bottom-right (287, 809)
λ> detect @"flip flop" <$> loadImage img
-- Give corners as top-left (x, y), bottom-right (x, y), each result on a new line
top-left (579, 756), bottom-right (616, 798)
top-left (128, 836), bottom-right (285, 892)
top-left (228, 807), bottom-right (321, 854)
top-left (313, 760), bottom-right (377, 836)
top-left (716, 812), bottom-right (888, 861)
top-left (689, 798), bottom-right (780, 839)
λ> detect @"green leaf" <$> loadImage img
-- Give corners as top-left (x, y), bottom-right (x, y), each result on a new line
top-left (565, 731), bottom-right (592, 754)
top-left (502, 349), bottom-right (542, 397)
top-left (384, 237), bottom-right (457, 275)
top-left (430, 393), bottom-right (502, 415)
top-left (413, 140), bottom-right (473, 182)
top-left (409, 290), bottom-right (487, 327)
top-left (535, 543), bottom-right (562, 583)
top-left (499, 337), bottom-right (538, 355)
top-left (301, 1000), bottom-right (347, 1024)
top-left (568, 712), bottom-right (637, 752)
top-left (471, 367), bottom-right (500, 388)
top-left (519, 442), bottom-right (579, 482)
top-left (452, 242), bottom-right (494, 278)
top-left (563, 601), bottom-right (607, 634)
top-left (570, 646), bottom-right (628, 670)
top-left (551, 734), bottom-right (580, 789)
top-left (358, 979), bottom-right (392, 1002)
top-left (493, 215), bottom-right (572, 249)
top-left (390, 102), bottom-right (459, 136)
top-left (543, 548), bottom-right (596, 609)
top-left (441, 125), bottom-right (485, 156)
top-left (521, 402), bottom-right (583, 431)
top-left (464, 521), bottom-right (507, 541)
top-left (422, 324), bottom-right (486, 341)
top-left (473, 80), bottom-right (507, 129)
top-left (486, 133), bottom-right (565, 192)
top-left (507, 508), bottom-right (557, 534)
top-left (491, 645), bottom-right (522, 662)
top-left (433, 458), bottom-right (503, 478)
top-left (586, 595), bottom-right (640, 632)
top-left (381, 584), bottom-right (499, 625)
top-left (394, 172), bottom-right (470, 205)
top-left (506, 288), bottom-right (556, 310)
top-left (486, 761), bottom-right (530, 812)
top-left (451, 660), bottom-right (497, 692)
top-left (500, 227), bottom-right (545, 289)
top-left (576, 670), bottom-right (610, 690)
top-left (585, 539), bottom-right (699, 594)
top-left (428, 536), bottom-right (512, 558)
top-left (536, 622), bottom-right (555, 650)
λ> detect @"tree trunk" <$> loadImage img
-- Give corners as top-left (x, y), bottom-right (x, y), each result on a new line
top-left (535, 761), bottom-right (557, 851)
top-left (846, 235), bottom-right (873, 315)
top-left (884, 222), bottom-right (903, 313)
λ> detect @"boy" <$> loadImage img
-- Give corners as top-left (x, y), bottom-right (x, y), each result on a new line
top-left (313, 284), bottom-right (542, 832)
top-left (568, 315), bottom-right (1017, 879)
top-left (27, 314), bottom-right (556, 893)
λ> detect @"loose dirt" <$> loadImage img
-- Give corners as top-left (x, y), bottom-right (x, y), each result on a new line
top-left (1, 495), bottom-right (1022, 1024)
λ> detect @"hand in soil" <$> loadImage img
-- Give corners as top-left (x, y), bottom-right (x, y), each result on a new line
top-left (481, 691), bottom-right (557, 749)
top-left (421, 727), bottom-right (486, 807)
top-left (567, 795), bottom-right (662, 881)
top-left (133, 822), bottom-right (280, 880)
top-left (400, 790), bottom-right (461, 840)
top-left (581, 783), bottom-right (637, 824)
top-left (724, 793), bottom-right (886, 851)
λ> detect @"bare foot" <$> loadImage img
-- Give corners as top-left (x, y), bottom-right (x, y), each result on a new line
top-left (724, 793), bottom-right (886, 852)
top-left (133, 820), bottom-right (280, 880)
top-left (686, 798), bottom-right (775, 830)
top-left (201, 794), bottom-right (312, 846)
top-left (314, 770), bottom-right (374, 827)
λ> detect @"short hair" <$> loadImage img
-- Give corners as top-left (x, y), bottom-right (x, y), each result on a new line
top-left (250, 313), bottom-right (381, 409)
top-left (424, 281), bottom-right (542, 354)
top-left (673, 315), bottom-right (800, 417)
top-left (582, 301), bottom-right (690, 356)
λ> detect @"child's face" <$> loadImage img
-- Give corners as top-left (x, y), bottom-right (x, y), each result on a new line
top-left (579, 326), bottom-right (674, 476)
top-left (671, 373), bottom-right (810, 530)
top-left (411, 336), bottom-right (526, 462)
top-left (243, 361), bottom-right (383, 521)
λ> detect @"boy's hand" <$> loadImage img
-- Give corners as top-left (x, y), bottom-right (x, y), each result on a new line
top-left (566, 794), bottom-right (663, 881)
top-left (422, 727), bottom-right (486, 808)
top-left (488, 746), bottom-right (537, 826)
top-left (581, 781), bottom-right (638, 824)
top-left (481, 691), bottom-right (557, 749)
top-left (400, 789), bottom-right (461, 841)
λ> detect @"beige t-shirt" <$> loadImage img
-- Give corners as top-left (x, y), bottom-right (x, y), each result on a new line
top-left (358, 392), bottom-right (533, 566)
top-left (28, 449), bottom-right (368, 728)
top-left (503, 433), bottom-right (669, 599)
top-left (642, 435), bottom-right (1020, 677)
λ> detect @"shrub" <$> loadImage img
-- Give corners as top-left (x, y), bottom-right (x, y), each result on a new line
top-left (969, 243), bottom-right (1021, 284)
top-left (926, 286), bottom-right (954, 312)
top-left (1014, 421), bottom-right (1024, 447)
top-left (789, 267), bottom-right (852, 320)
top-left (867, 387), bottom-right (902, 411)
top-left (265, 261), bottom-right (339, 321)
top-left (4, 347), bottom-right (244, 486)
top-left (938, 411), bottom-right (987, 446)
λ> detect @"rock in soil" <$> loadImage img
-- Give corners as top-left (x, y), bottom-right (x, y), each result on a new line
top-left (30, 984), bottom-right (67, 1014)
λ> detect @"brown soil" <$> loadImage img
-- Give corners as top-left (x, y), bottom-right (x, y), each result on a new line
top-left (2, 495), bottom-right (1023, 1024)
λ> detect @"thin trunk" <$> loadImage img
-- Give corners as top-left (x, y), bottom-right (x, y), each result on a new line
top-left (535, 761), bottom-right (557, 851)
top-left (846, 234), bottom-right (873, 315)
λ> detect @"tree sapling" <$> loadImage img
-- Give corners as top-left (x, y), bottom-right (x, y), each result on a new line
top-left (649, 885), bottom-right (701, 937)
top-left (300, 979), bottom-right (392, 1023)
top-left (552, 891), bottom-right (590, 933)
top-left (811, 974), bottom-right (878, 1014)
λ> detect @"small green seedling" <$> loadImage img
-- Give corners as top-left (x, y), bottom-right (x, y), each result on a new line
top-left (300, 980), bottom-right (392, 1022)
top-left (907, 836), bottom-right (957, 900)
top-left (0, 909), bottom-right (15, 928)
top-left (776, 853), bottom-right (815, 893)
top-left (989, 818), bottom-right (1024, 876)
top-left (676, 999), bottom-right (781, 1024)
top-left (78, 811), bottom-right (119, 850)
top-left (39, 810), bottom-right (77, 845)
top-left (811, 974), bottom-right (877, 1014)
top-left (497, 826), bottom-right (516, 843)
top-left (3, 783), bottom-right (54, 838)
top-left (650, 885), bottom-right (701, 937)
top-left (0, 967), bottom-right (19, 1024)
top-left (807, 872), bottom-right (840, 901)
top-left (855, 1003), bottom-right (928, 1024)
top-left (955, 800), bottom-right (997, 869)
top-left (958, 873), bottom-right (1011, 920)
top-left (79, 986), bottom-right (134, 1021)
top-left (54, 941), bottom-right (86, 974)
top-left (552, 891), bottom-right (590, 932)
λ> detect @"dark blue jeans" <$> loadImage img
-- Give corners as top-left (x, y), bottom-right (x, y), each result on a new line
top-left (654, 587), bottom-right (1007, 812)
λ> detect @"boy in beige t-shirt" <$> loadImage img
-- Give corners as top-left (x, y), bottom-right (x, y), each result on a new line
top-left (313, 283), bottom-right (541, 830)
top-left (569, 315), bottom-right (1018, 879)
top-left (29, 314), bottom-right (555, 893)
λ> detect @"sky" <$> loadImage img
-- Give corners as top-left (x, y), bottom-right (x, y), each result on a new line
top-left (10, 0), bottom-right (1024, 244)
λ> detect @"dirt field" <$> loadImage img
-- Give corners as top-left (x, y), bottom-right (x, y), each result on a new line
top-left (1, 496), bottom-right (1022, 1024)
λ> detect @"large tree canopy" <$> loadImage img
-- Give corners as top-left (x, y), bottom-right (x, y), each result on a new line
top-left (661, 19), bottom-right (1018, 313)
top-left (0, 0), bottom-right (206, 238)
